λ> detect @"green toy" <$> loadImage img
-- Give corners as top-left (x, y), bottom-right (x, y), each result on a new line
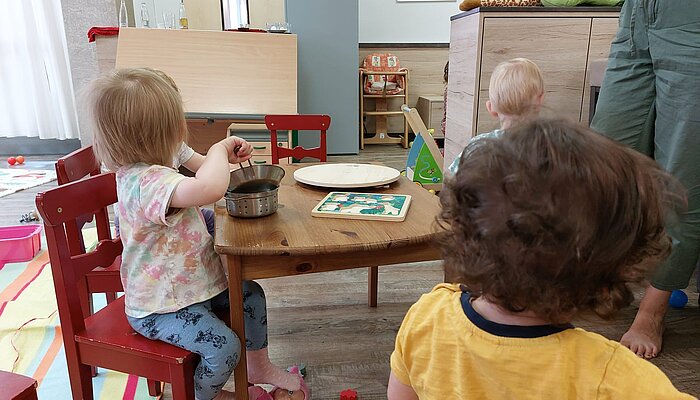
top-left (403, 105), bottom-right (444, 191)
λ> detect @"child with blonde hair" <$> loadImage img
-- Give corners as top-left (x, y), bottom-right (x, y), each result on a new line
top-left (389, 118), bottom-right (693, 399)
top-left (448, 57), bottom-right (544, 173)
top-left (111, 67), bottom-right (217, 236)
top-left (88, 68), bottom-right (306, 400)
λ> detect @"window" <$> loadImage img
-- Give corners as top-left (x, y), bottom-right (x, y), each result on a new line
top-left (221, 0), bottom-right (249, 30)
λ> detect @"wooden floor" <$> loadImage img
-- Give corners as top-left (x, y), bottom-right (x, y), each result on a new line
top-left (1, 148), bottom-right (698, 399)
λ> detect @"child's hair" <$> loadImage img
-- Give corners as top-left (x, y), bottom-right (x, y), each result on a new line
top-left (440, 118), bottom-right (684, 324)
top-left (143, 67), bottom-right (180, 92)
top-left (488, 58), bottom-right (544, 117)
top-left (87, 68), bottom-right (186, 170)
top-left (443, 61), bottom-right (449, 84)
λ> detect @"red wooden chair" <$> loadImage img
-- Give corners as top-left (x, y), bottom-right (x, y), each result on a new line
top-left (55, 147), bottom-right (163, 395)
top-left (1, 371), bottom-right (38, 400)
top-left (55, 146), bottom-right (120, 306)
top-left (265, 114), bottom-right (330, 164)
top-left (36, 173), bottom-right (198, 400)
top-left (265, 114), bottom-right (381, 307)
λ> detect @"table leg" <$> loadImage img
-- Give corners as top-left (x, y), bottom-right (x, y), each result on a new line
top-left (227, 255), bottom-right (249, 400)
top-left (368, 266), bottom-right (378, 307)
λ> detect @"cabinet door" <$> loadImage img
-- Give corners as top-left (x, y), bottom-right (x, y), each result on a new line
top-left (477, 17), bottom-right (591, 133)
top-left (582, 17), bottom-right (619, 125)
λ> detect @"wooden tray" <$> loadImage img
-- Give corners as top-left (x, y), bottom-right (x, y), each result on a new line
top-left (293, 163), bottom-right (400, 188)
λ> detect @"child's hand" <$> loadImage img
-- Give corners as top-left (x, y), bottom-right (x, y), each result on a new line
top-left (219, 136), bottom-right (253, 163)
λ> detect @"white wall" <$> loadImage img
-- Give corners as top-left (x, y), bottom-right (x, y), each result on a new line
top-left (359, 0), bottom-right (458, 43)
top-left (61, 0), bottom-right (116, 144)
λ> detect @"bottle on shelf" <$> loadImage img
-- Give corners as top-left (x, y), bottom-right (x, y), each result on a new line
top-left (140, 3), bottom-right (150, 28)
top-left (119, 0), bottom-right (128, 28)
top-left (178, 0), bottom-right (189, 29)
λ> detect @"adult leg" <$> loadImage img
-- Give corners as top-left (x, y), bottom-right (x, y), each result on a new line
top-left (128, 300), bottom-right (241, 400)
top-left (590, 0), bottom-right (665, 358)
top-left (211, 284), bottom-right (302, 392)
top-left (624, 0), bottom-right (700, 359)
top-left (590, 0), bottom-right (656, 156)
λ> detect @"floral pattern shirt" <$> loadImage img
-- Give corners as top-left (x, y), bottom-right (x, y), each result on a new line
top-left (116, 163), bottom-right (227, 318)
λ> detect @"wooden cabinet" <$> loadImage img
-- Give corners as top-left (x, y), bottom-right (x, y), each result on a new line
top-left (445, 7), bottom-right (620, 168)
top-left (227, 123), bottom-right (290, 168)
top-left (416, 95), bottom-right (445, 138)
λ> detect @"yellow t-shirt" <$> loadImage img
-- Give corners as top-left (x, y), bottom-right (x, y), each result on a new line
top-left (391, 284), bottom-right (695, 400)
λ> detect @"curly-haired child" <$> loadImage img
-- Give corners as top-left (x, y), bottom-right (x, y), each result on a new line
top-left (388, 119), bottom-right (694, 399)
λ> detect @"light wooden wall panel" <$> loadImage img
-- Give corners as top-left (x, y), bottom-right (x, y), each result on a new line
top-left (115, 28), bottom-right (297, 115)
top-left (582, 17), bottom-right (619, 124)
top-left (476, 17), bottom-right (591, 133)
top-left (445, 13), bottom-right (480, 168)
top-left (445, 9), bottom-right (619, 169)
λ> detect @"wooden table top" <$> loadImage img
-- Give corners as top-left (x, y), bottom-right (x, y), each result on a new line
top-left (214, 164), bottom-right (442, 257)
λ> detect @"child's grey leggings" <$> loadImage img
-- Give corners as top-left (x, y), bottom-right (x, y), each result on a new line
top-left (127, 283), bottom-right (268, 400)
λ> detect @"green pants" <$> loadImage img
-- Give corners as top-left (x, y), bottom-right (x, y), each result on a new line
top-left (591, 0), bottom-right (700, 291)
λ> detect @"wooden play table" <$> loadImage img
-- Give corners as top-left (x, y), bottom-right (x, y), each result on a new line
top-left (214, 164), bottom-right (442, 399)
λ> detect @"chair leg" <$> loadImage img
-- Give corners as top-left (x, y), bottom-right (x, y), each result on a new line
top-left (67, 362), bottom-right (95, 400)
top-left (170, 362), bottom-right (196, 400)
top-left (105, 292), bottom-right (118, 304)
top-left (77, 280), bottom-right (98, 377)
top-left (368, 266), bottom-right (378, 308)
top-left (147, 379), bottom-right (163, 397)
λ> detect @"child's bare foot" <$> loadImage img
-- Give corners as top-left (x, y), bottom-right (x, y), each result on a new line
top-left (247, 348), bottom-right (301, 391)
top-left (620, 286), bottom-right (669, 359)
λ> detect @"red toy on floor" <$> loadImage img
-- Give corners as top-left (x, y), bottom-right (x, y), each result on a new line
top-left (340, 389), bottom-right (357, 400)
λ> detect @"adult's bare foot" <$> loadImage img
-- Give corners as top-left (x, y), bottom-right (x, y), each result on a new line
top-left (620, 286), bottom-right (669, 359)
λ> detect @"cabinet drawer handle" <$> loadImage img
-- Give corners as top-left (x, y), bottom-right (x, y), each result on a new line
top-left (253, 146), bottom-right (267, 150)
top-left (253, 160), bottom-right (267, 164)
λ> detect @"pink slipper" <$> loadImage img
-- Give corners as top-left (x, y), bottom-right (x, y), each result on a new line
top-left (249, 385), bottom-right (273, 400)
top-left (270, 366), bottom-right (309, 400)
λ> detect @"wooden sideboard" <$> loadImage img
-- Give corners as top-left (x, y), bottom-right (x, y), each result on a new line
top-left (445, 7), bottom-right (619, 167)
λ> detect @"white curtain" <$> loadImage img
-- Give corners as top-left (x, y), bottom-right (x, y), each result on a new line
top-left (0, 0), bottom-right (79, 139)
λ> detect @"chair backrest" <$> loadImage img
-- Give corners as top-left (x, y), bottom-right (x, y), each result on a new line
top-left (265, 115), bottom-right (331, 164)
top-left (55, 146), bottom-right (112, 255)
top-left (36, 173), bottom-right (122, 338)
top-left (359, 53), bottom-right (407, 95)
top-left (55, 146), bottom-right (100, 185)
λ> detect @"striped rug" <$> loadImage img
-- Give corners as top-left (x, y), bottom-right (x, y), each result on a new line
top-left (0, 230), bottom-right (153, 399)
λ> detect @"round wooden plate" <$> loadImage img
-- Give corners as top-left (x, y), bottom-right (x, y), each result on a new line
top-left (293, 163), bottom-right (401, 188)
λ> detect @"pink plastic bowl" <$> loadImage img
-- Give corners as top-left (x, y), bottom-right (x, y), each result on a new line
top-left (0, 225), bottom-right (42, 265)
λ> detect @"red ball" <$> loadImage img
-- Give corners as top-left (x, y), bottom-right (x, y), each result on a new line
top-left (15, 155), bottom-right (25, 164)
top-left (7, 157), bottom-right (16, 165)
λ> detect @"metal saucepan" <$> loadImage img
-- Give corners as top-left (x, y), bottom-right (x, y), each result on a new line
top-left (225, 165), bottom-right (285, 218)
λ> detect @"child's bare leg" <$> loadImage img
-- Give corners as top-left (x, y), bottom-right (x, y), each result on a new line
top-left (247, 347), bottom-right (301, 391)
top-left (211, 281), bottom-right (301, 391)
top-left (620, 286), bottom-right (669, 359)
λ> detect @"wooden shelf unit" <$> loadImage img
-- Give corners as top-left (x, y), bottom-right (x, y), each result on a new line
top-left (359, 70), bottom-right (409, 149)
